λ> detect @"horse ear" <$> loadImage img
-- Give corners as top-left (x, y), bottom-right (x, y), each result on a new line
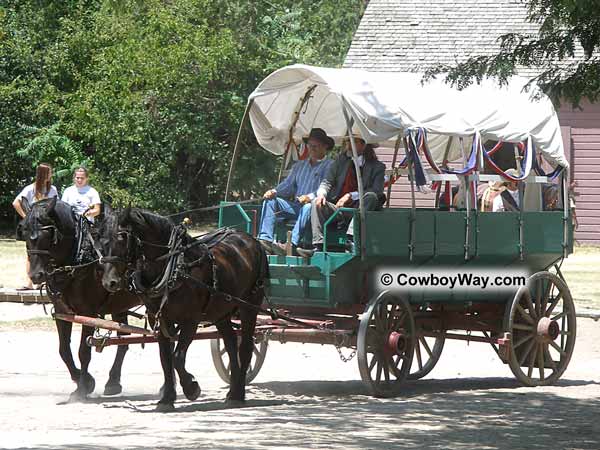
top-left (20, 197), bottom-right (31, 215)
top-left (119, 206), bottom-right (132, 226)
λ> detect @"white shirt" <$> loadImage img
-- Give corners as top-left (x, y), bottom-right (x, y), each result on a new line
top-left (492, 189), bottom-right (520, 212)
top-left (14, 183), bottom-right (58, 205)
top-left (61, 185), bottom-right (101, 216)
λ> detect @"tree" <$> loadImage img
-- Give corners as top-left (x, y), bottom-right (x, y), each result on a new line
top-left (0, 0), bottom-right (365, 222)
top-left (427, 0), bottom-right (600, 105)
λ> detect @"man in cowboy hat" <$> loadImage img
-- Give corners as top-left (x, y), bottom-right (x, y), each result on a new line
top-left (297, 133), bottom-right (385, 257)
top-left (258, 128), bottom-right (334, 255)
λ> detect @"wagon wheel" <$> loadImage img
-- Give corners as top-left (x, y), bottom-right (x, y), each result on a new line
top-left (357, 291), bottom-right (415, 397)
top-left (505, 271), bottom-right (576, 386)
top-left (408, 305), bottom-right (445, 380)
top-left (210, 337), bottom-right (268, 384)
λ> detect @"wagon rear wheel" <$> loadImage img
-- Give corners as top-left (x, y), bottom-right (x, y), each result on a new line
top-left (505, 271), bottom-right (576, 386)
top-left (357, 291), bottom-right (415, 397)
top-left (210, 337), bottom-right (268, 384)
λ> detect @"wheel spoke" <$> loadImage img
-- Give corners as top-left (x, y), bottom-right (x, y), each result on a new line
top-left (549, 340), bottom-right (566, 357)
top-left (514, 333), bottom-right (533, 350)
top-left (513, 323), bottom-right (534, 332)
top-left (523, 294), bottom-right (538, 320)
top-left (220, 346), bottom-right (227, 356)
top-left (546, 292), bottom-right (563, 316)
top-left (368, 353), bottom-right (377, 372)
top-left (535, 279), bottom-right (543, 317)
top-left (415, 338), bottom-right (423, 370)
top-left (392, 311), bottom-right (406, 331)
top-left (383, 360), bottom-right (390, 382)
top-left (375, 305), bottom-right (386, 330)
top-left (375, 359), bottom-right (383, 382)
top-left (420, 337), bottom-right (433, 358)
top-left (541, 280), bottom-right (552, 315)
top-left (516, 304), bottom-right (535, 324)
top-left (519, 337), bottom-right (536, 366)
top-left (551, 311), bottom-right (567, 322)
top-left (537, 343), bottom-right (545, 381)
top-left (543, 345), bottom-right (557, 373)
top-left (527, 341), bottom-right (538, 378)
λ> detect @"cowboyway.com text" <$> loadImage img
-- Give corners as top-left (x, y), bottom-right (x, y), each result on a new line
top-left (377, 268), bottom-right (528, 292)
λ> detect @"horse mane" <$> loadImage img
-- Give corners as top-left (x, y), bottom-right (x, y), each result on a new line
top-left (123, 208), bottom-right (174, 241)
top-left (29, 198), bottom-right (76, 233)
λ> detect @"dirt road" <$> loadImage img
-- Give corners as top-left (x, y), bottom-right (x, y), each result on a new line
top-left (0, 306), bottom-right (599, 450)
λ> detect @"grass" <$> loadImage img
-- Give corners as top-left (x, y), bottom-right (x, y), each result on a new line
top-left (0, 239), bottom-right (31, 289)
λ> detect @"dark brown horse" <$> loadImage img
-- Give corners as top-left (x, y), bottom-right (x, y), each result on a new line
top-left (22, 197), bottom-right (141, 401)
top-left (100, 208), bottom-right (269, 412)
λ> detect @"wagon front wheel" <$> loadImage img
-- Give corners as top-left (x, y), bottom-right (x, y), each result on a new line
top-left (505, 271), bottom-right (576, 386)
top-left (210, 337), bottom-right (268, 384)
top-left (408, 333), bottom-right (445, 380)
top-left (408, 305), bottom-right (445, 380)
top-left (357, 291), bottom-right (415, 397)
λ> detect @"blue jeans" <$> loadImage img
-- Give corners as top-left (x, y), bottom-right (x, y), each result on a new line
top-left (258, 198), bottom-right (312, 246)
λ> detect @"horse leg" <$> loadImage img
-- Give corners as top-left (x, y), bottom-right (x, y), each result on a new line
top-left (215, 318), bottom-right (241, 402)
top-left (69, 325), bottom-right (96, 402)
top-left (55, 318), bottom-right (81, 383)
top-left (237, 305), bottom-right (259, 403)
top-left (103, 312), bottom-right (129, 396)
top-left (156, 332), bottom-right (177, 412)
top-left (173, 321), bottom-right (201, 401)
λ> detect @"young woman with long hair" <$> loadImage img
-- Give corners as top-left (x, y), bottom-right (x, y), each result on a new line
top-left (12, 163), bottom-right (58, 289)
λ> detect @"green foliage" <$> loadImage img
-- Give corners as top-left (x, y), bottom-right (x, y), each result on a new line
top-left (426, 0), bottom-right (600, 105)
top-left (0, 0), bottom-right (365, 220)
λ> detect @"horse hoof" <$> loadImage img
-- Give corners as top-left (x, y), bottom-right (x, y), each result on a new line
top-left (183, 381), bottom-right (201, 401)
top-left (83, 374), bottom-right (96, 395)
top-left (68, 390), bottom-right (88, 403)
top-left (103, 382), bottom-right (123, 396)
top-left (156, 402), bottom-right (175, 413)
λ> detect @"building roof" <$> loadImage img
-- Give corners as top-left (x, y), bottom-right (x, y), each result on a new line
top-left (343, 0), bottom-right (568, 77)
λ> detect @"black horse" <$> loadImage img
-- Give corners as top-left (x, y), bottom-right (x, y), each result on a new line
top-left (100, 208), bottom-right (269, 412)
top-left (22, 197), bottom-right (141, 401)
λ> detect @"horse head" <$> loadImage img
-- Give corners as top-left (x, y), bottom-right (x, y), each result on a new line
top-left (22, 197), bottom-right (76, 284)
top-left (100, 207), bottom-right (174, 293)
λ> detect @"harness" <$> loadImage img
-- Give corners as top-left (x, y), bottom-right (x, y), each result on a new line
top-left (116, 225), bottom-right (240, 338)
top-left (26, 212), bottom-right (99, 312)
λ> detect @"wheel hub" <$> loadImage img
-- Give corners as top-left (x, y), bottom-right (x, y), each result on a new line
top-left (385, 330), bottom-right (407, 356)
top-left (537, 317), bottom-right (560, 341)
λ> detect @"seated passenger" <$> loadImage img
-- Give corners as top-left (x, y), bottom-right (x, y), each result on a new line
top-left (258, 128), bottom-right (334, 255)
top-left (297, 133), bottom-right (385, 257)
top-left (492, 169), bottom-right (521, 212)
top-left (542, 184), bottom-right (560, 211)
top-left (479, 180), bottom-right (505, 212)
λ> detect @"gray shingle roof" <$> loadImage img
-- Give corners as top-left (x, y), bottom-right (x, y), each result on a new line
top-left (343, 0), bottom-right (577, 77)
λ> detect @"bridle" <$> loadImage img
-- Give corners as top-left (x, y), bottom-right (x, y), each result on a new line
top-left (26, 224), bottom-right (63, 262)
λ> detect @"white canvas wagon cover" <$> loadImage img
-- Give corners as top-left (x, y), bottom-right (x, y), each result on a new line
top-left (248, 64), bottom-right (567, 169)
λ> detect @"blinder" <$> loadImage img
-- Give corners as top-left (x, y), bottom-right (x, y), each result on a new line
top-left (26, 224), bottom-right (62, 258)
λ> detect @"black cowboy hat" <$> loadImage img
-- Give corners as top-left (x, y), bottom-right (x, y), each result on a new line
top-left (303, 128), bottom-right (335, 150)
